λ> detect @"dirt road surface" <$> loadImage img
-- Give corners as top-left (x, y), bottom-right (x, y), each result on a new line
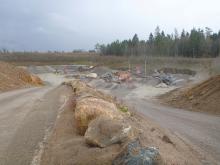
top-left (0, 84), bottom-right (72, 165)
top-left (93, 84), bottom-right (220, 164)
top-left (128, 99), bottom-right (220, 163)
top-left (88, 77), bottom-right (220, 163)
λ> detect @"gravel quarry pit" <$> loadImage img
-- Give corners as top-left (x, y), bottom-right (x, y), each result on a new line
top-left (30, 65), bottom-right (220, 164)
top-left (0, 64), bottom-right (219, 164)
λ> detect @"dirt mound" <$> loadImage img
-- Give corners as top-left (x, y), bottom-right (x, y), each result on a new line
top-left (160, 75), bottom-right (220, 115)
top-left (0, 61), bottom-right (43, 92)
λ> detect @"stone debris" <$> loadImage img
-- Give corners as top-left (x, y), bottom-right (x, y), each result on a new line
top-left (100, 71), bottom-right (131, 83)
top-left (115, 71), bottom-right (131, 82)
top-left (156, 83), bottom-right (168, 88)
top-left (154, 74), bottom-right (176, 86)
top-left (78, 65), bottom-right (95, 72)
top-left (86, 73), bottom-right (98, 78)
top-left (113, 139), bottom-right (163, 165)
top-left (100, 72), bottom-right (120, 83)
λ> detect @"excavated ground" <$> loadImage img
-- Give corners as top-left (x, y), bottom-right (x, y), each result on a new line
top-left (159, 75), bottom-right (220, 115)
top-left (0, 61), bottom-right (43, 92)
top-left (1, 64), bottom-right (219, 164)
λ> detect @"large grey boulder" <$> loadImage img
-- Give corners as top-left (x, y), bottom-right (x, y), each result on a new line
top-left (113, 139), bottom-right (163, 165)
top-left (84, 115), bottom-right (132, 148)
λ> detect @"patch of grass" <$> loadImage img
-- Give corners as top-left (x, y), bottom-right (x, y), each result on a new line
top-left (119, 106), bottom-right (129, 113)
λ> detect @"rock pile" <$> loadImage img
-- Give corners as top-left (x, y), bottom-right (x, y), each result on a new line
top-left (100, 71), bottom-right (131, 83)
top-left (67, 80), bottom-right (164, 164)
top-left (113, 139), bottom-right (163, 165)
top-left (68, 80), bottom-right (132, 146)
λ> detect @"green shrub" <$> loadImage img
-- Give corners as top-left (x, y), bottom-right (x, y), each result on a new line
top-left (119, 106), bottom-right (128, 113)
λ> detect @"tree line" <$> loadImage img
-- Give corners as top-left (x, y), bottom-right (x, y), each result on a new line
top-left (95, 27), bottom-right (220, 58)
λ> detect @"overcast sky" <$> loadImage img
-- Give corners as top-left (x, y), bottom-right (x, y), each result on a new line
top-left (0, 0), bottom-right (220, 51)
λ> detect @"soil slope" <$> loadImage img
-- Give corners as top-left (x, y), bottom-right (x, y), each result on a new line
top-left (160, 75), bottom-right (220, 115)
top-left (0, 61), bottom-right (43, 92)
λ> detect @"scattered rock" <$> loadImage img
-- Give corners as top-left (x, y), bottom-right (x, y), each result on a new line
top-left (75, 97), bottom-right (119, 135)
top-left (70, 80), bottom-right (90, 93)
top-left (156, 83), bottom-right (168, 88)
top-left (86, 73), bottom-right (98, 78)
top-left (150, 128), bottom-right (156, 132)
top-left (113, 139), bottom-right (163, 165)
top-left (78, 65), bottom-right (96, 72)
top-left (85, 115), bottom-right (132, 148)
top-left (101, 72), bottom-right (118, 82)
top-left (70, 80), bottom-right (114, 102)
top-left (162, 135), bottom-right (173, 144)
top-left (115, 71), bottom-right (131, 82)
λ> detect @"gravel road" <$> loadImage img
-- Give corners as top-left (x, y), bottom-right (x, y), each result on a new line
top-left (0, 85), bottom-right (72, 165)
top-left (93, 83), bottom-right (220, 164)
top-left (127, 99), bottom-right (220, 164)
